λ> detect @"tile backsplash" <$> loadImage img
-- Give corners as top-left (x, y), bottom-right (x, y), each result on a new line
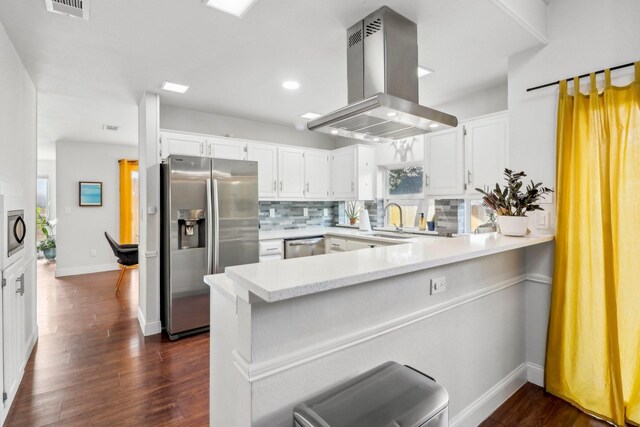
top-left (434, 199), bottom-right (465, 234)
top-left (259, 201), bottom-right (338, 230)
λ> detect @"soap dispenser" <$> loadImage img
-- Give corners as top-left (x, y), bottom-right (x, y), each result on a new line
top-left (419, 213), bottom-right (427, 231)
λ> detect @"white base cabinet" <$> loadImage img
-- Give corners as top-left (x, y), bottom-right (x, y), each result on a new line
top-left (259, 239), bottom-right (284, 261)
top-left (1, 258), bottom-right (36, 425)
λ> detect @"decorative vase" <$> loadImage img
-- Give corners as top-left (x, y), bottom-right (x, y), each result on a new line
top-left (497, 216), bottom-right (529, 237)
top-left (349, 217), bottom-right (357, 225)
top-left (43, 247), bottom-right (57, 260)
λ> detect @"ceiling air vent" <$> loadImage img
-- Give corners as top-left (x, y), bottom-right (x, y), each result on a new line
top-left (45, 0), bottom-right (89, 20)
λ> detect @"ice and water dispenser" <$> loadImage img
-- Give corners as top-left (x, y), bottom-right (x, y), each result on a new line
top-left (177, 209), bottom-right (206, 250)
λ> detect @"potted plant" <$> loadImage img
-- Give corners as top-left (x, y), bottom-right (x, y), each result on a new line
top-left (476, 169), bottom-right (552, 237)
top-left (345, 201), bottom-right (361, 226)
top-left (36, 207), bottom-right (57, 260)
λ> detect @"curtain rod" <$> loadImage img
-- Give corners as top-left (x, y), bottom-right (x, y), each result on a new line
top-left (526, 61), bottom-right (636, 92)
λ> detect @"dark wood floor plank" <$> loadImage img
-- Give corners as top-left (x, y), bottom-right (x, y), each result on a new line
top-left (481, 382), bottom-right (631, 427)
top-left (5, 260), bottom-right (209, 427)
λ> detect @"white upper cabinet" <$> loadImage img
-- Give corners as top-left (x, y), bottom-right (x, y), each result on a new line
top-left (304, 150), bottom-right (330, 199)
top-left (246, 142), bottom-right (278, 199)
top-left (331, 147), bottom-right (356, 199)
top-left (331, 145), bottom-right (376, 200)
top-left (160, 131), bottom-right (206, 158)
top-left (424, 128), bottom-right (464, 196)
top-left (464, 112), bottom-right (508, 195)
top-left (207, 136), bottom-right (247, 160)
top-left (277, 146), bottom-right (305, 199)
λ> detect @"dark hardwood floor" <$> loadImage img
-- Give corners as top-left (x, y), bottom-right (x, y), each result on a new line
top-left (481, 382), bottom-right (624, 427)
top-left (7, 262), bottom-right (623, 426)
top-left (5, 260), bottom-right (209, 426)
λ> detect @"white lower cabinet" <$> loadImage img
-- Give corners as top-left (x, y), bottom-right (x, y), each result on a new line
top-left (325, 236), bottom-right (390, 253)
top-left (1, 258), bottom-right (36, 424)
top-left (325, 237), bottom-right (348, 253)
top-left (259, 239), bottom-right (284, 261)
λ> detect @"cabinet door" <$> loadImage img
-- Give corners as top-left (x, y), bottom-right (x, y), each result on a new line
top-left (208, 137), bottom-right (246, 160)
top-left (325, 237), bottom-right (347, 253)
top-left (160, 132), bottom-right (205, 159)
top-left (247, 142), bottom-right (278, 199)
top-left (465, 114), bottom-right (508, 195)
top-left (2, 262), bottom-right (25, 407)
top-left (304, 150), bottom-right (329, 199)
top-left (331, 148), bottom-right (356, 200)
top-left (277, 147), bottom-right (305, 199)
top-left (346, 239), bottom-right (377, 251)
top-left (425, 128), bottom-right (464, 196)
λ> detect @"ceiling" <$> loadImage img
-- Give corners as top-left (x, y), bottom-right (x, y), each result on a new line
top-left (0, 0), bottom-right (546, 151)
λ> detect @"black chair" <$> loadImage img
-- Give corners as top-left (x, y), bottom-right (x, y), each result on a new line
top-left (105, 232), bottom-right (139, 294)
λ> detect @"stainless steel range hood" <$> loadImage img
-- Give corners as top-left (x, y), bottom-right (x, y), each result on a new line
top-left (307, 6), bottom-right (458, 142)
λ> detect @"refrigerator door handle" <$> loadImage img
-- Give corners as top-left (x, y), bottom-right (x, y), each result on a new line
top-left (213, 179), bottom-right (221, 274)
top-left (206, 178), bottom-right (213, 275)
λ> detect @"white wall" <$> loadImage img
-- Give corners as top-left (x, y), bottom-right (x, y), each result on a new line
top-left (434, 82), bottom-right (508, 123)
top-left (0, 20), bottom-right (38, 425)
top-left (37, 159), bottom-right (56, 222)
top-left (55, 141), bottom-right (137, 277)
top-left (160, 105), bottom-right (341, 150)
top-left (508, 0), bottom-right (640, 373)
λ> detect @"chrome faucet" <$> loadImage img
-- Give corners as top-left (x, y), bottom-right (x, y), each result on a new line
top-left (383, 203), bottom-right (403, 231)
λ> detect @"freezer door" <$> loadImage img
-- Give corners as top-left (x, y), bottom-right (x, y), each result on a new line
top-left (211, 158), bottom-right (259, 272)
top-left (162, 156), bottom-right (211, 337)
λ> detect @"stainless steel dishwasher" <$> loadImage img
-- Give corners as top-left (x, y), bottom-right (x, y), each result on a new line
top-left (284, 236), bottom-right (325, 259)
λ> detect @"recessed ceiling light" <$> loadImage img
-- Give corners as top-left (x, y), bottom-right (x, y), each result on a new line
top-left (429, 123), bottom-right (439, 129)
top-left (387, 112), bottom-right (397, 117)
top-left (300, 112), bottom-right (321, 120)
top-left (282, 81), bottom-right (300, 90)
top-left (372, 137), bottom-right (380, 142)
top-left (202, 0), bottom-right (259, 18)
top-left (161, 81), bottom-right (190, 94)
top-left (103, 124), bottom-right (119, 132)
top-left (418, 66), bottom-right (434, 78)
top-left (330, 129), bottom-right (339, 135)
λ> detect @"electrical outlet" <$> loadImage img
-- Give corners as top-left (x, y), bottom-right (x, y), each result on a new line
top-left (269, 208), bottom-right (275, 218)
top-left (303, 207), bottom-right (309, 217)
top-left (430, 276), bottom-right (447, 295)
top-left (90, 249), bottom-right (97, 257)
top-left (323, 208), bottom-right (329, 216)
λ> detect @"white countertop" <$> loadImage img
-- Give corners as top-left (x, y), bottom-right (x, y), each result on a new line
top-left (205, 230), bottom-right (554, 303)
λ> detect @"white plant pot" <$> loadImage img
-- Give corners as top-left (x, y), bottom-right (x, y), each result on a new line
top-left (498, 216), bottom-right (529, 237)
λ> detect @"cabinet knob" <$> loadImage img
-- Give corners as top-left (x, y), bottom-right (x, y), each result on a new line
top-left (306, 183), bottom-right (310, 192)
top-left (279, 181), bottom-right (283, 191)
top-left (273, 180), bottom-right (276, 191)
top-left (467, 170), bottom-right (472, 185)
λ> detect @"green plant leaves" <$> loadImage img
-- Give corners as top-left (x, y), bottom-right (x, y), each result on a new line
top-left (476, 169), bottom-right (553, 216)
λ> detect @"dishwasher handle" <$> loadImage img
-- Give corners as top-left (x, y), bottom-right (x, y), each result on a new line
top-left (287, 238), bottom-right (324, 246)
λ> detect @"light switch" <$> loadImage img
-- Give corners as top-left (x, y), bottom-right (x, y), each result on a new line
top-left (269, 208), bottom-right (275, 218)
top-left (537, 211), bottom-right (550, 229)
top-left (303, 207), bottom-right (309, 217)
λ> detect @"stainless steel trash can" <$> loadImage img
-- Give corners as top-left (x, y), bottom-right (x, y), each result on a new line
top-left (293, 361), bottom-right (449, 427)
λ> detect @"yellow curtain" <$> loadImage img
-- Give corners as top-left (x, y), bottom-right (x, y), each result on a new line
top-left (119, 159), bottom-right (139, 244)
top-left (547, 63), bottom-right (640, 426)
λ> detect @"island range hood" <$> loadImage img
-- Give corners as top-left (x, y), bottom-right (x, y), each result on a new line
top-left (307, 6), bottom-right (458, 142)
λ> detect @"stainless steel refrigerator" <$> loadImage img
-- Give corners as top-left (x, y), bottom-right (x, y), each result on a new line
top-left (161, 155), bottom-right (259, 340)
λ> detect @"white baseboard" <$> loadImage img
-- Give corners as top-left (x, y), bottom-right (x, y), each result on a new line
top-left (55, 262), bottom-right (120, 277)
top-left (526, 362), bottom-right (545, 387)
top-left (450, 363), bottom-right (528, 427)
top-left (137, 306), bottom-right (162, 336)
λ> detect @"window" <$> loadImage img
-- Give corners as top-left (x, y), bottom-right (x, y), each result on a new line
top-left (387, 166), bottom-right (424, 197)
top-left (37, 177), bottom-right (49, 212)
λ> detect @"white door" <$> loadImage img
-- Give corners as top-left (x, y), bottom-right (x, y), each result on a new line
top-left (208, 137), bottom-right (246, 160)
top-left (331, 147), bottom-right (356, 200)
top-left (425, 128), bottom-right (464, 196)
top-left (278, 147), bottom-right (305, 199)
top-left (247, 142), bottom-right (278, 199)
top-left (465, 114), bottom-right (508, 195)
top-left (304, 150), bottom-right (329, 199)
top-left (2, 262), bottom-right (25, 407)
top-left (160, 132), bottom-right (206, 158)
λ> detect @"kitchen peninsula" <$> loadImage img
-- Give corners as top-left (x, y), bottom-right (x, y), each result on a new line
top-left (205, 230), bottom-right (553, 427)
